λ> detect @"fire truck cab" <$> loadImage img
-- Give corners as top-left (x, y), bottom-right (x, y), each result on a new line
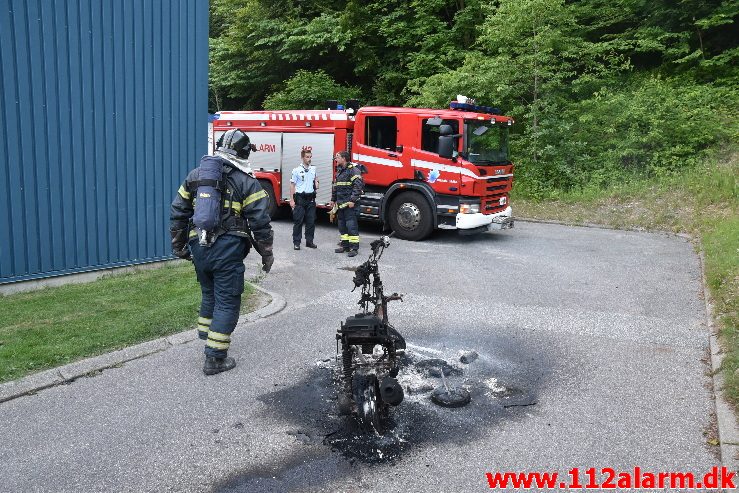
top-left (211, 100), bottom-right (514, 241)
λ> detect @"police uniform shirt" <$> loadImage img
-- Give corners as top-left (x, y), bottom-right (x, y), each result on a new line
top-left (291, 164), bottom-right (317, 194)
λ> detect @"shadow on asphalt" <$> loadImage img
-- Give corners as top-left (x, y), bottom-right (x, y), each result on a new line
top-left (216, 334), bottom-right (550, 493)
top-left (429, 228), bottom-right (517, 246)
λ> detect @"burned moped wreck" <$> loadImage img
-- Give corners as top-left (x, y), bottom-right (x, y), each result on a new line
top-left (336, 236), bottom-right (406, 432)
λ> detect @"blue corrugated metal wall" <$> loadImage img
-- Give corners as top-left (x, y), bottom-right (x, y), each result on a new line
top-left (0, 0), bottom-right (208, 283)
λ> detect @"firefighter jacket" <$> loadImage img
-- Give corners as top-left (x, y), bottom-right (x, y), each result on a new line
top-left (331, 163), bottom-right (364, 206)
top-left (170, 158), bottom-right (273, 250)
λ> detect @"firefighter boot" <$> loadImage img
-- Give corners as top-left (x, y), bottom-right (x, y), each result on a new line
top-left (335, 242), bottom-right (349, 253)
top-left (347, 250), bottom-right (358, 257)
top-left (203, 356), bottom-right (237, 375)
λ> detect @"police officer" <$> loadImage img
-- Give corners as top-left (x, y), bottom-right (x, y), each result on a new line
top-left (330, 150), bottom-right (363, 257)
top-left (289, 149), bottom-right (319, 250)
top-left (170, 128), bottom-right (274, 375)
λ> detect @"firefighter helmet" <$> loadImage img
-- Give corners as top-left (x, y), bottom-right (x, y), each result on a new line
top-left (217, 129), bottom-right (252, 159)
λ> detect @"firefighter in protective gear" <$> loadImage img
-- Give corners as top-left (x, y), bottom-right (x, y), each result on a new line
top-left (330, 150), bottom-right (364, 257)
top-left (170, 128), bottom-right (274, 375)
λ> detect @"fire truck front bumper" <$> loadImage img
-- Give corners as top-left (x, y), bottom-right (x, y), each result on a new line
top-left (456, 206), bottom-right (514, 234)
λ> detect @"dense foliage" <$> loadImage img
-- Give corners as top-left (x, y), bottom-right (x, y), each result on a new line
top-left (210, 0), bottom-right (738, 195)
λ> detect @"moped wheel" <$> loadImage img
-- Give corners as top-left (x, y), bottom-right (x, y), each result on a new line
top-left (353, 374), bottom-right (382, 433)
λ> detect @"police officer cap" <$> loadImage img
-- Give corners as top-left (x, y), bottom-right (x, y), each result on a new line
top-left (217, 128), bottom-right (252, 159)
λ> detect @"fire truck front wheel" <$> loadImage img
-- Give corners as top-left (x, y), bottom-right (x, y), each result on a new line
top-left (258, 179), bottom-right (279, 219)
top-left (388, 191), bottom-right (433, 241)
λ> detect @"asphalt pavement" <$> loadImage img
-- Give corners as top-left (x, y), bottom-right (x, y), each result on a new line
top-left (0, 217), bottom-right (718, 492)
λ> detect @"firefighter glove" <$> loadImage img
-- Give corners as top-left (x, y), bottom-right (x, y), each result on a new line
top-left (329, 203), bottom-right (338, 223)
top-left (170, 228), bottom-right (191, 260)
top-left (174, 247), bottom-right (192, 261)
top-left (253, 232), bottom-right (274, 273)
top-left (261, 254), bottom-right (274, 273)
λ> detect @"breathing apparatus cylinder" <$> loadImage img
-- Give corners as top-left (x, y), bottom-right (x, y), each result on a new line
top-left (192, 155), bottom-right (224, 245)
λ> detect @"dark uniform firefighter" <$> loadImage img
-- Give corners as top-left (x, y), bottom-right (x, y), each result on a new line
top-left (330, 150), bottom-right (364, 257)
top-left (170, 128), bottom-right (274, 376)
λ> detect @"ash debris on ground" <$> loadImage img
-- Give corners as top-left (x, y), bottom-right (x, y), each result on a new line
top-left (261, 341), bottom-right (539, 464)
top-left (217, 338), bottom-right (547, 491)
top-left (412, 358), bottom-right (463, 378)
top-left (396, 344), bottom-right (536, 411)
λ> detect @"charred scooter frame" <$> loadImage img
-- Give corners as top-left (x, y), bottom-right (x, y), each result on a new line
top-left (336, 236), bottom-right (406, 432)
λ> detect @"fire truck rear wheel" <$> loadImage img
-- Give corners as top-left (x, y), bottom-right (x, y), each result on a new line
top-left (388, 191), bottom-right (433, 241)
top-left (258, 180), bottom-right (279, 219)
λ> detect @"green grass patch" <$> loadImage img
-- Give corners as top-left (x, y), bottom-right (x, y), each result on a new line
top-left (0, 262), bottom-right (260, 383)
top-left (704, 217), bottom-right (739, 404)
top-left (514, 154), bottom-right (738, 405)
top-left (514, 159), bottom-right (737, 233)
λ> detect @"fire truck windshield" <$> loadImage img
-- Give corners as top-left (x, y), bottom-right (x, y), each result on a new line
top-left (463, 120), bottom-right (509, 165)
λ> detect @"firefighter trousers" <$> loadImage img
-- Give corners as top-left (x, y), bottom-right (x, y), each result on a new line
top-left (189, 234), bottom-right (248, 358)
top-left (337, 206), bottom-right (359, 251)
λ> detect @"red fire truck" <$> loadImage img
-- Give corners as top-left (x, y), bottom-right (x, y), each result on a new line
top-left (210, 99), bottom-right (514, 241)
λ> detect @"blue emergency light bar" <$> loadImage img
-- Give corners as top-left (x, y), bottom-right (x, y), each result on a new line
top-left (449, 101), bottom-right (501, 115)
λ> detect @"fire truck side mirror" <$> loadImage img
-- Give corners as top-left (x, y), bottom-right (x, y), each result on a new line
top-left (438, 135), bottom-right (454, 159)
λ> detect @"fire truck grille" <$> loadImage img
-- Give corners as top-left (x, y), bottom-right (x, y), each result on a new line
top-left (482, 196), bottom-right (506, 214)
top-left (476, 175), bottom-right (511, 195)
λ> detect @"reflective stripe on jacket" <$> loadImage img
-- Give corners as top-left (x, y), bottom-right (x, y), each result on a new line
top-left (170, 157), bottom-right (272, 243)
top-left (331, 163), bottom-right (363, 205)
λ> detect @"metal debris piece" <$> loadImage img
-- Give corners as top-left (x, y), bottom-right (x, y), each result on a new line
top-left (430, 387), bottom-right (471, 408)
top-left (406, 381), bottom-right (434, 394)
top-left (414, 359), bottom-right (462, 378)
top-left (430, 366), bottom-right (471, 408)
top-left (459, 350), bottom-right (478, 364)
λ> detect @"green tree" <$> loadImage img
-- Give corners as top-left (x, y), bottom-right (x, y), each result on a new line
top-left (262, 70), bottom-right (361, 109)
top-left (209, 0), bottom-right (487, 110)
top-left (409, 0), bottom-right (614, 190)
top-left (209, 0), bottom-right (738, 195)
top-left (209, 0), bottom-right (354, 111)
